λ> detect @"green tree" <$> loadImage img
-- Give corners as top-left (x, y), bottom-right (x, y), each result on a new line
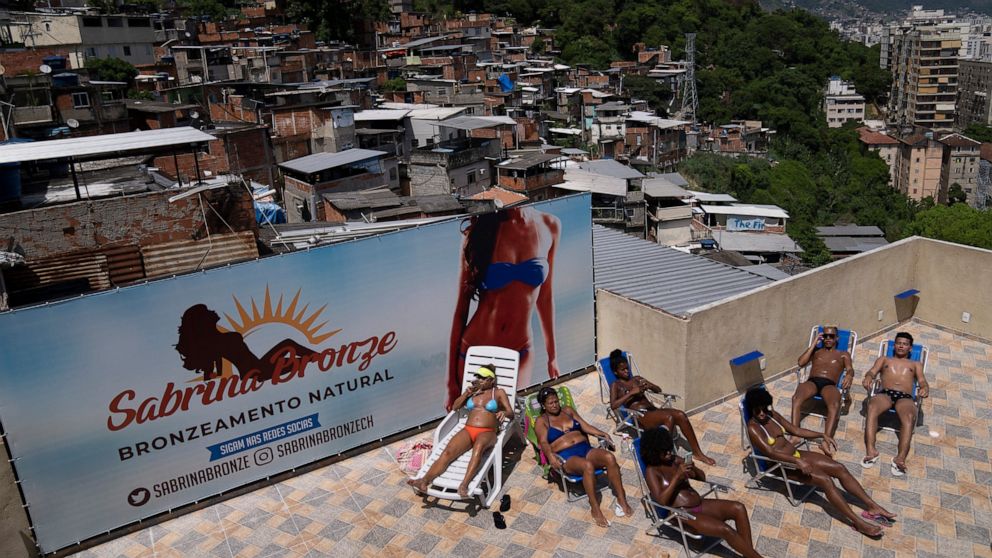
top-left (906, 204), bottom-right (992, 249)
top-left (85, 57), bottom-right (138, 83)
top-left (963, 124), bottom-right (992, 143)
top-left (179, 0), bottom-right (231, 21)
top-left (622, 75), bottom-right (672, 117)
top-left (382, 78), bottom-right (406, 92)
top-left (560, 35), bottom-right (615, 70)
top-left (947, 183), bottom-right (968, 206)
top-left (531, 36), bottom-right (546, 55)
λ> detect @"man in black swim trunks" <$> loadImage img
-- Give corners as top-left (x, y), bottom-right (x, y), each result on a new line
top-left (791, 326), bottom-right (853, 437)
top-left (861, 331), bottom-right (929, 476)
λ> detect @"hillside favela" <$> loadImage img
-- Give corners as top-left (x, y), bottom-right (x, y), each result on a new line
top-left (0, 0), bottom-right (991, 557)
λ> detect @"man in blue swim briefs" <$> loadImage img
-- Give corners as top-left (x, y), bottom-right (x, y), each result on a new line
top-left (791, 326), bottom-right (853, 437)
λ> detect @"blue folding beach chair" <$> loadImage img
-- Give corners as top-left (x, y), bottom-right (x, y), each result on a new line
top-left (795, 326), bottom-right (858, 425)
top-left (739, 386), bottom-right (815, 506)
top-left (631, 437), bottom-right (730, 557)
top-left (868, 340), bottom-right (928, 433)
top-left (597, 351), bottom-right (677, 435)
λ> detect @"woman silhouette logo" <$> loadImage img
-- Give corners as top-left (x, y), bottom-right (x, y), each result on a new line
top-left (175, 303), bottom-right (318, 384)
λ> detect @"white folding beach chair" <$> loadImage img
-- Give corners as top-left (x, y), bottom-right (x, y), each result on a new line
top-left (867, 340), bottom-right (928, 434)
top-left (411, 345), bottom-right (519, 507)
top-left (739, 387), bottom-right (815, 506)
top-left (795, 326), bottom-right (858, 425)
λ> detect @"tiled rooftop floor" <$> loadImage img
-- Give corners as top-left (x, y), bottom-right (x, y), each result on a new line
top-left (79, 322), bottom-right (992, 557)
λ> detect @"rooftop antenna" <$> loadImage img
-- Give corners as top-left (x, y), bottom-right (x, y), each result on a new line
top-left (679, 33), bottom-right (698, 124)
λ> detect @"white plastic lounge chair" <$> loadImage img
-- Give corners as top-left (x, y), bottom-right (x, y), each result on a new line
top-left (867, 340), bottom-right (928, 434)
top-left (795, 326), bottom-right (858, 424)
top-left (739, 387), bottom-right (815, 506)
top-left (410, 345), bottom-right (519, 507)
top-left (631, 437), bottom-right (731, 557)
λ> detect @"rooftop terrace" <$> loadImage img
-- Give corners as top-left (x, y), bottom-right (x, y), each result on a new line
top-left (78, 321), bottom-right (992, 558)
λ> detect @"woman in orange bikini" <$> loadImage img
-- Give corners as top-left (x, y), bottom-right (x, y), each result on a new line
top-left (408, 365), bottom-right (513, 498)
top-left (447, 206), bottom-right (560, 410)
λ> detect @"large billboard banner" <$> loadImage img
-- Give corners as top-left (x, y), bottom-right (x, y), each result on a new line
top-left (0, 195), bottom-right (595, 553)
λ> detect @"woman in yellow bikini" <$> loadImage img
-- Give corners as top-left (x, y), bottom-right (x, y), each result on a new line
top-left (744, 387), bottom-right (894, 538)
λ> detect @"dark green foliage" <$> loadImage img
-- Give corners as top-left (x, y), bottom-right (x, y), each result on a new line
top-left (947, 183), bottom-right (968, 206)
top-left (382, 78), bottom-right (407, 92)
top-left (85, 58), bottom-right (138, 83)
top-left (963, 124), bottom-right (992, 143)
top-left (679, 128), bottom-right (919, 265)
top-left (906, 204), bottom-right (992, 249)
top-left (178, 0), bottom-right (232, 21)
top-left (622, 75), bottom-right (673, 117)
top-left (286, 0), bottom-right (389, 42)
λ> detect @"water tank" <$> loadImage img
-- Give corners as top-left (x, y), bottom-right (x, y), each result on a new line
top-left (0, 138), bottom-right (33, 205)
top-left (52, 72), bottom-right (79, 88)
top-left (42, 56), bottom-right (68, 72)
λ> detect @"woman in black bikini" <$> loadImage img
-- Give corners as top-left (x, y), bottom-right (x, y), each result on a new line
top-left (607, 349), bottom-right (716, 465)
top-left (447, 206), bottom-right (560, 409)
top-left (534, 387), bottom-right (632, 527)
top-left (641, 427), bottom-right (763, 558)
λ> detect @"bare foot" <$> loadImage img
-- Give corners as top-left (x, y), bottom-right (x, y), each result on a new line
top-left (619, 499), bottom-right (634, 517)
top-left (406, 478), bottom-right (428, 493)
top-left (696, 454), bottom-right (716, 466)
top-left (854, 519), bottom-right (883, 538)
top-left (591, 510), bottom-right (610, 528)
top-left (457, 483), bottom-right (470, 498)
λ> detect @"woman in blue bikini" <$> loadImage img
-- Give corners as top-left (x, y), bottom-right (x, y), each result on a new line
top-left (408, 365), bottom-right (513, 497)
top-left (534, 387), bottom-right (633, 527)
top-left (447, 205), bottom-right (561, 409)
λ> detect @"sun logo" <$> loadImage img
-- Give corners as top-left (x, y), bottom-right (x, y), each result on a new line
top-left (203, 287), bottom-right (340, 381)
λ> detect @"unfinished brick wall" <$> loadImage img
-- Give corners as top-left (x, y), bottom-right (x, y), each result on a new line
top-left (0, 187), bottom-right (257, 260)
top-left (153, 126), bottom-right (274, 186)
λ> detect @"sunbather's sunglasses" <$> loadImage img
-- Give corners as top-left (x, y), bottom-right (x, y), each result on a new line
top-left (822, 333), bottom-right (837, 338)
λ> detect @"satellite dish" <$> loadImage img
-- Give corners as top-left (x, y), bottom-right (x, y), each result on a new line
top-left (66, 118), bottom-right (80, 129)
top-left (0, 64), bottom-right (5, 76)
top-left (231, 55), bottom-right (240, 62)
top-left (190, 110), bottom-right (200, 119)
top-left (184, 31), bottom-right (192, 38)
top-left (39, 64), bottom-right (52, 74)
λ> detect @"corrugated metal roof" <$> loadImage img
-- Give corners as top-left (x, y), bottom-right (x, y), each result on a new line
top-left (557, 169), bottom-right (627, 197)
top-left (354, 109), bottom-right (410, 121)
top-left (821, 236), bottom-right (889, 253)
top-left (577, 159), bottom-right (645, 180)
top-left (278, 149), bottom-right (388, 174)
top-left (700, 204), bottom-right (789, 219)
top-left (816, 225), bottom-right (885, 237)
top-left (142, 231), bottom-right (258, 279)
top-left (593, 225), bottom-right (773, 316)
top-left (434, 116), bottom-right (504, 131)
top-left (715, 231), bottom-right (803, 253)
top-left (0, 127), bottom-right (216, 164)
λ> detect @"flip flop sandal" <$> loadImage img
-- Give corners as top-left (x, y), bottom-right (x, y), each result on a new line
top-left (493, 511), bottom-right (507, 530)
top-left (890, 458), bottom-right (906, 477)
top-left (861, 511), bottom-right (895, 528)
top-left (860, 455), bottom-right (880, 469)
top-left (500, 494), bottom-right (511, 513)
top-left (613, 501), bottom-right (626, 518)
